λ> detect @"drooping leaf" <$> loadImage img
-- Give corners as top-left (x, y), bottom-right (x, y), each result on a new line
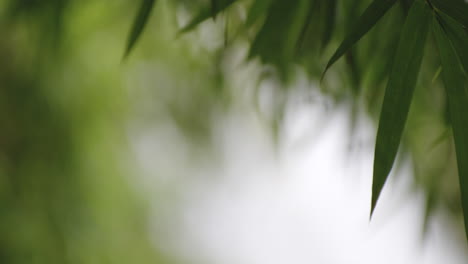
top-left (433, 16), bottom-right (468, 241)
top-left (295, 0), bottom-right (318, 55)
top-left (249, 0), bottom-right (311, 77)
top-left (399, 0), bottom-right (412, 14)
top-left (371, 0), bottom-right (431, 216)
top-left (431, 66), bottom-right (442, 83)
top-left (245, 0), bottom-right (273, 28)
top-left (422, 184), bottom-right (437, 236)
top-left (322, 0), bottom-right (397, 79)
top-left (211, 0), bottom-right (217, 19)
top-left (440, 13), bottom-right (468, 73)
top-left (321, 0), bottom-right (337, 50)
top-left (431, 0), bottom-right (468, 29)
top-left (124, 0), bottom-right (156, 59)
top-left (179, 0), bottom-right (237, 34)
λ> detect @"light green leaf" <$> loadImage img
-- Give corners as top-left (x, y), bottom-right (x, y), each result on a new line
top-left (124, 0), bottom-right (156, 59)
top-left (431, 0), bottom-right (468, 29)
top-left (433, 16), bottom-right (468, 241)
top-left (179, 0), bottom-right (236, 34)
top-left (371, 0), bottom-right (431, 216)
top-left (322, 0), bottom-right (396, 79)
top-left (431, 66), bottom-right (442, 83)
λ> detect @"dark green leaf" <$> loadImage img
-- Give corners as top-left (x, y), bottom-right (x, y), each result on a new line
top-left (322, 0), bottom-right (396, 79)
top-left (321, 0), bottom-right (337, 50)
top-left (371, 0), bottom-right (431, 216)
top-left (399, 0), bottom-right (412, 14)
top-left (179, 0), bottom-right (236, 34)
top-left (249, 0), bottom-right (311, 77)
top-left (245, 0), bottom-right (273, 27)
top-left (433, 16), bottom-right (468, 241)
top-left (431, 0), bottom-right (468, 29)
top-left (124, 0), bottom-right (156, 59)
top-left (295, 0), bottom-right (318, 55)
top-left (211, 0), bottom-right (217, 19)
top-left (440, 13), bottom-right (468, 73)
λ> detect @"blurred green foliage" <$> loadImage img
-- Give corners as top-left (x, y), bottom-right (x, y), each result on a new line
top-left (0, 0), bottom-right (183, 263)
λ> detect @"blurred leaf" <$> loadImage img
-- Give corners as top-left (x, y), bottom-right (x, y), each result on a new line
top-left (322, 0), bottom-right (396, 79)
top-left (371, 0), bottom-right (430, 216)
top-left (179, 0), bottom-right (237, 34)
top-left (124, 0), bottom-right (156, 59)
top-left (321, 0), bottom-right (337, 50)
top-left (295, 0), bottom-right (318, 54)
top-left (433, 16), bottom-right (468, 240)
top-left (431, 66), bottom-right (442, 83)
top-left (345, 51), bottom-right (361, 93)
top-left (211, 0), bottom-right (217, 19)
top-left (422, 186), bottom-right (437, 236)
top-left (431, 0), bottom-right (468, 29)
top-left (399, 0), bottom-right (412, 14)
top-left (249, 0), bottom-right (311, 78)
top-left (245, 0), bottom-right (273, 27)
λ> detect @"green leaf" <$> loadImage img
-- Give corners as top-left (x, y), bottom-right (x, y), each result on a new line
top-left (321, 0), bottom-right (337, 50)
top-left (439, 13), bottom-right (468, 73)
top-left (245, 0), bottom-right (273, 27)
top-left (179, 0), bottom-right (236, 34)
top-left (431, 0), bottom-right (468, 29)
top-left (322, 0), bottom-right (396, 79)
top-left (295, 0), bottom-right (318, 55)
top-left (433, 16), bottom-right (468, 241)
top-left (371, 0), bottom-right (431, 216)
top-left (211, 0), bottom-right (217, 19)
top-left (124, 0), bottom-right (156, 59)
top-left (431, 66), bottom-right (442, 83)
top-left (249, 0), bottom-right (311, 77)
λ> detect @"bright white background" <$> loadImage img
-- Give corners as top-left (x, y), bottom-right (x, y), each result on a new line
top-left (132, 91), bottom-right (468, 264)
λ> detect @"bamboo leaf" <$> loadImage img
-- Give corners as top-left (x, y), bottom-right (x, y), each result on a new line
top-left (440, 13), bottom-right (468, 73)
top-left (179, 0), bottom-right (236, 34)
top-left (322, 0), bottom-right (396, 79)
top-left (371, 0), bottom-right (431, 216)
top-left (245, 0), bottom-right (273, 27)
top-left (211, 0), bottom-right (217, 19)
top-left (124, 0), bottom-right (156, 59)
top-left (433, 16), bottom-right (468, 241)
top-left (249, 0), bottom-right (311, 76)
top-left (431, 0), bottom-right (468, 29)
top-left (321, 0), bottom-right (337, 50)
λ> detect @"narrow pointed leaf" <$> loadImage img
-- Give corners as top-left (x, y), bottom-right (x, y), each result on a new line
top-left (179, 0), bottom-right (236, 34)
top-left (431, 0), bottom-right (468, 29)
top-left (371, 0), bottom-right (431, 216)
top-left (321, 0), bottom-right (337, 50)
top-left (248, 0), bottom-right (310, 74)
top-left (211, 0), bottom-right (217, 19)
top-left (245, 0), bottom-right (273, 27)
top-left (431, 66), bottom-right (442, 83)
top-left (295, 1), bottom-right (317, 54)
top-left (440, 13), bottom-right (468, 73)
top-left (433, 16), bottom-right (468, 241)
top-left (124, 0), bottom-right (156, 59)
top-left (322, 0), bottom-right (396, 79)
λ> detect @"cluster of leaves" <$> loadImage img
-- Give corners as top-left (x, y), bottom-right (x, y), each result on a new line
top-left (126, 0), bottom-right (468, 240)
